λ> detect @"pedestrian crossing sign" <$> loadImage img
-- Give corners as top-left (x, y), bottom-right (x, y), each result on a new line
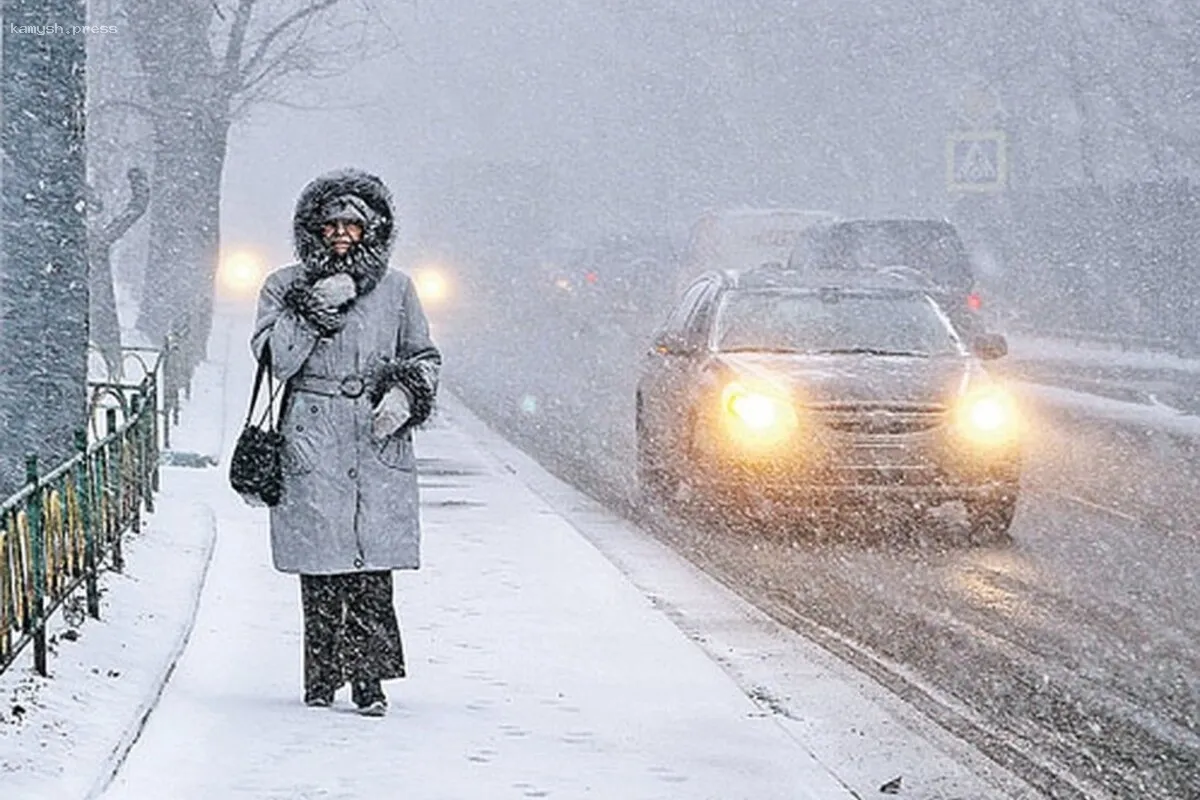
top-left (946, 131), bottom-right (1007, 192)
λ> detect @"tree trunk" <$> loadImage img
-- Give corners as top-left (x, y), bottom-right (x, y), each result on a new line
top-left (89, 167), bottom-right (149, 377)
top-left (188, 118), bottom-right (229, 370)
top-left (126, 0), bottom-right (222, 395)
top-left (0, 0), bottom-right (89, 496)
top-left (88, 237), bottom-right (122, 376)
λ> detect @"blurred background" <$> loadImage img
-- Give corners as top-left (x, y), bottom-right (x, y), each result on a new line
top-left (77, 0), bottom-right (1200, 370)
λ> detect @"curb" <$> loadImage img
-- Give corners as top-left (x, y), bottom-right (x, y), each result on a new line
top-left (85, 502), bottom-right (219, 800)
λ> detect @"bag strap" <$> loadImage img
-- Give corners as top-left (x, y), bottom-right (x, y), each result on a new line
top-left (244, 345), bottom-right (271, 426)
top-left (246, 343), bottom-right (290, 432)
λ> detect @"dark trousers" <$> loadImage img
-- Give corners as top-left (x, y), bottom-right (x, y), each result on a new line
top-left (300, 571), bottom-right (405, 695)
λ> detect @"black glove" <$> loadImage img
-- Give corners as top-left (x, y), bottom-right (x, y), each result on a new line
top-left (283, 277), bottom-right (353, 336)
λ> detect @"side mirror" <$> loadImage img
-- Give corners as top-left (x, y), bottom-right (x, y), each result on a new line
top-left (652, 331), bottom-right (695, 356)
top-left (971, 332), bottom-right (1008, 360)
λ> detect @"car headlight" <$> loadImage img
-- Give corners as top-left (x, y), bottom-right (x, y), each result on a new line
top-left (721, 381), bottom-right (798, 442)
top-left (218, 249), bottom-right (266, 298)
top-left (413, 265), bottom-right (450, 305)
top-left (956, 389), bottom-right (1018, 444)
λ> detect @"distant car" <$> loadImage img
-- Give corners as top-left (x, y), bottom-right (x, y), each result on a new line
top-left (787, 218), bottom-right (985, 337)
top-left (634, 266), bottom-right (1022, 543)
top-left (676, 208), bottom-right (838, 294)
top-left (543, 233), bottom-right (677, 337)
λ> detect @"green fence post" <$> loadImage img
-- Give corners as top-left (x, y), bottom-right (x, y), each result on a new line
top-left (148, 369), bottom-right (161, 494)
top-left (74, 430), bottom-right (99, 620)
top-left (26, 455), bottom-right (47, 677)
top-left (106, 409), bottom-right (124, 573)
top-left (131, 394), bottom-right (153, 514)
top-left (161, 336), bottom-right (172, 451)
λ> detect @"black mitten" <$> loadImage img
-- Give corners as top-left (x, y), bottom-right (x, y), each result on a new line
top-left (283, 282), bottom-right (345, 337)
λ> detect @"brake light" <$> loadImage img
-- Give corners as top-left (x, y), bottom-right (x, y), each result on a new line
top-left (966, 292), bottom-right (982, 311)
top-left (584, 271), bottom-right (598, 284)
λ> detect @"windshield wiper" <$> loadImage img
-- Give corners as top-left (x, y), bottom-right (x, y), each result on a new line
top-left (810, 347), bottom-right (931, 357)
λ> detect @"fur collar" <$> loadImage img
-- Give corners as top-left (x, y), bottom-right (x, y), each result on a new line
top-left (292, 169), bottom-right (395, 294)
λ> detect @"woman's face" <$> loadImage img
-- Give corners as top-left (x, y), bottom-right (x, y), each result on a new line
top-left (321, 219), bottom-right (364, 257)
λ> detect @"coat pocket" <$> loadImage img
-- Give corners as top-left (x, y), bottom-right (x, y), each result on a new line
top-left (373, 431), bottom-right (415, 471)
top-left (281, 401), bottom-right (324, 476)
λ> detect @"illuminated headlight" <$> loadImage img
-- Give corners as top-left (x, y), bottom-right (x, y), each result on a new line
top-left (218, 250), bottom-right (265, 297)
top-left (957, 389), bottom-right (1018, 444)
top-left (413, 266), bottom-right (450, 305)
top-left (721, 381), bottom-right (798, 442)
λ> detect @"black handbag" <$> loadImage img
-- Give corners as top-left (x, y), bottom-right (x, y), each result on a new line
top-left (229, 346), bottom-right (288, 506)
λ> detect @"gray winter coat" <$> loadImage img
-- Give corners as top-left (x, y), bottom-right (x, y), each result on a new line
top-left (250, 169), bottom-right (440, 575)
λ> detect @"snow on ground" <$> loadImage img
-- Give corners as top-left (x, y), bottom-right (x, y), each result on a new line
top-left (1005, 334), bottom-right (1200, 374)
top-left (0, 470), bottom-right (218, 800)
top-left (990, 334), bottom-right (1200, 437)
top-left (98, 405), bottom-right (862, 800)
top-left (9, 318), bottom-right (1194, 800)
top-left (441, 395), bottom-right (1042, 800)
top-left (2, 335), bottom-right (226, 800)
top-left (1016, 382), bottom-right (1200, 439)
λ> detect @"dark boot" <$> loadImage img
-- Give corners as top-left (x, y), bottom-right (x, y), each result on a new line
top-left (304, 686), bottom-right (335, 708)
top-left (352, 679), bottom-right (387, 717)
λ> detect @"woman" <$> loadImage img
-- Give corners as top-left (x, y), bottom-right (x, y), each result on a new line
top-left (250, 168), bottom-right (440, 716)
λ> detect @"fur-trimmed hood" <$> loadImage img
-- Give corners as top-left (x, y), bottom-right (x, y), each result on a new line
top-left (292, 169), bottom-right (395, 292)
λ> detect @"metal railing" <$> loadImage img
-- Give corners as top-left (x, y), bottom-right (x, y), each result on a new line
top-left (0, 347), bottom-right (162, 677)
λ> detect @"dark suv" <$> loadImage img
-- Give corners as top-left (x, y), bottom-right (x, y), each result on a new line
top-left (788, 218), bottom-right (984, 336)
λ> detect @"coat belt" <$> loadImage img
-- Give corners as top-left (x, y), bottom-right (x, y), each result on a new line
top-left (290, 374), bottom-right (368, 398)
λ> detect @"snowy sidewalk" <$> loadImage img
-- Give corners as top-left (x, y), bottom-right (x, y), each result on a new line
top-left (98, 408), bottom-right (857, 799)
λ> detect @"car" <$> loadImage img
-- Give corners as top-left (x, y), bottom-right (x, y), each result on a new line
top-left (634, 265), bottom-right (1022, 544)
top-left (787, 217), bottom-right (986, 337)
top-left (542, 232), bottom-right (678, 339)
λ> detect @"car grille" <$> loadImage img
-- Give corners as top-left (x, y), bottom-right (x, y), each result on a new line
top-left (812, 403), bottom-right (948, 436)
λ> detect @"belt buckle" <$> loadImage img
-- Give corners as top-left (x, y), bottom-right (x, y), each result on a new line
top-left (339, 376), bottom-right (365, 398)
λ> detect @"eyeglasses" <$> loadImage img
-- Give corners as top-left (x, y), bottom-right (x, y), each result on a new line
top-left (320, 220), bottom-right (363, 238)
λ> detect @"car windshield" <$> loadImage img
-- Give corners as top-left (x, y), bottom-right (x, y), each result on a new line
top-left (715, 290), bottom-right (963, 356)
top-left (824, 223), bottom-right (973, 293)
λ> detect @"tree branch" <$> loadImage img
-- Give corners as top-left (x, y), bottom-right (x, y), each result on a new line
top-left (88, 99), bottom-right (160, 123)
top-left (237, 0), bottom-right (344, 88)
top-left (221, 0), bottom-right (258, 93)
top-left (98, 167), bottom-right (151, 248)
top-left (233, 90), bottom-right (377, 118)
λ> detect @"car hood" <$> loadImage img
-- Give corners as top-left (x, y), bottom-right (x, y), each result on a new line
top-left (712, 351), bottom-right (984, 407)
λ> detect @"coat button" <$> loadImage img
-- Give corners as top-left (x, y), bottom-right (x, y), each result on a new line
top-left (354, 558), bottom-right (364, 568)
top-left (296, 424), bottom-right (304, 432)
top-left (310, 405), bottom-right (318, 413)
top-left (348, 467), bottom-right (357, 479)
